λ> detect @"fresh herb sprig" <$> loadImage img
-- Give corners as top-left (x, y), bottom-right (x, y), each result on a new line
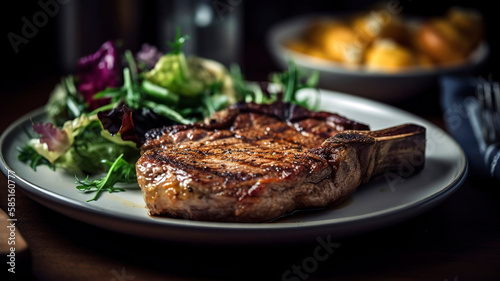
top-left (271, 60), bottom-right (320, 110)
top-left (230, 60), bottom-right (320, 110)
top-left (91, 67), bottom-right (143, 111)
top-left (168, 27), bottom-right (190, 55)
top-left (76, 154), bottom-right (137, 202)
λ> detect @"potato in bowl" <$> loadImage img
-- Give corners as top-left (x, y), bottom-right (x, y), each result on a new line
top-left (267, 7), bottom-right (488, 102)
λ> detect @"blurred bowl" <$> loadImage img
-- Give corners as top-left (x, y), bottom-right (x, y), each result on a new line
top-left (266, 14), bottom-right (489, 103)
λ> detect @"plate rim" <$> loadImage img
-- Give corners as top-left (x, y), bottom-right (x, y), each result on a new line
top-left (0, 90), bottom-right (468, 242)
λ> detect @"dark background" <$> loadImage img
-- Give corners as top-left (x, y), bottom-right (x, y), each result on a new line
top-left (2, 0), bottom-right (498, 100)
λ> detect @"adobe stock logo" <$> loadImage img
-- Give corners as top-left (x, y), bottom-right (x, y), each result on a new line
top-left (7, 0), bottom-right (70, 54)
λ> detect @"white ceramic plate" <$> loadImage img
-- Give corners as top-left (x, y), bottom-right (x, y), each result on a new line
top-left (267, 14), bottom-right (489, 102)
top-left (0, 89), bottom-right (467, 244)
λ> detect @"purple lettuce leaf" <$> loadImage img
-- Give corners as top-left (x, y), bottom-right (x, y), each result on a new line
top-left (98, 103), bottom-right (177, 147)
top-left (32, 122), bottom-right (70, 153)
top-left (98, 103), bottom-right (138, 145)
top-left (77, 40), bottom-right (122, 110)
top-left (136, 43), bottom-right (163, 69)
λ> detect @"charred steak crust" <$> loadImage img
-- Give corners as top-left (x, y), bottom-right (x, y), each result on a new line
top-left (142, 102), bottom-right (370, 145)
top-left (136, 102), bottom-right (425, 222)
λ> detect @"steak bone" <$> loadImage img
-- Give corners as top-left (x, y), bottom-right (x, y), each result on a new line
top-left (317, 124), bottom-right (426, 195)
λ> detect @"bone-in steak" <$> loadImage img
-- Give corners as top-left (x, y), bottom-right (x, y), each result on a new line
top-left (136, 102), bottom-right (425, 222)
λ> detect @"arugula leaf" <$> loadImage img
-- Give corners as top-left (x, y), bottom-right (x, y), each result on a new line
top-left (67, 121), bottom-right (139, 174)
top-left (46, 75), bottom-right (87, 126)
top-left (17, 144), bottom-right (56, 171)
top-left (76, 154), bottom-right (137, 202)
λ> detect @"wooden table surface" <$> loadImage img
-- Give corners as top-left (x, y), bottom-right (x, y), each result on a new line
top-left (1, 77), bottom-right (499, 281)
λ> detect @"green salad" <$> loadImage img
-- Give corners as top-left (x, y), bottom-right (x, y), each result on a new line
top-left (18, 29), bottom-right (320, 201)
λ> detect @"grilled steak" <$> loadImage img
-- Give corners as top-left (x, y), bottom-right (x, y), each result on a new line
top-left (136, 102), bottom-right (426, 222)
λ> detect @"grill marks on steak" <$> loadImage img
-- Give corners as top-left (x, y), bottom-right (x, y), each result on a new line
top-left (143, 102), bottom-right (370, 147)
top-left (136, 102), bottom-right (425, 222)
